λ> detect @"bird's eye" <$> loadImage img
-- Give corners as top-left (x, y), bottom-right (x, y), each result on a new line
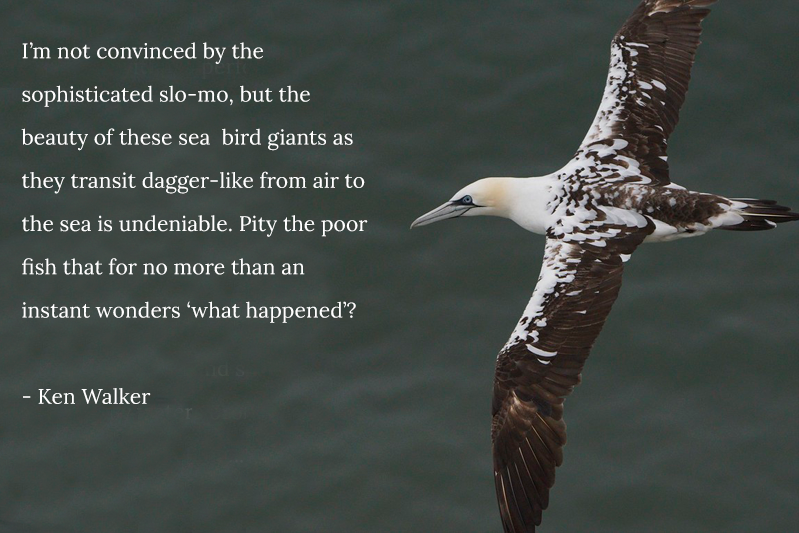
top-left (461, 195), bottom-right (473, 205)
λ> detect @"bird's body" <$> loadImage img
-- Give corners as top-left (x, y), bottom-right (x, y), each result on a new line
top-left (411, 1), bottom-right (798, 532)
top-left (453, 173), bottom-right (768, 243)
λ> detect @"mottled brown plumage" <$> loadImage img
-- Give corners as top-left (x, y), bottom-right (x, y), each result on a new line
top-left (580, 0), bottom-right (715, 187)
top-left (600, 185), bottom-right (729, 229)
top-left (492, 225), bottom-right (653, 532)
top-left (493, 1), bottom-right (718, 531)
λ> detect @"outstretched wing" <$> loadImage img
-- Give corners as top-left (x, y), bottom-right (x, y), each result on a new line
top-left (491, 219), bottom-right (653, 533)
top-left (579, 0), bottom-right (716, 186)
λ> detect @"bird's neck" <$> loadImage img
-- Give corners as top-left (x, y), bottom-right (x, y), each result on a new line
top-left (502, 176), bottom-right (556, 235)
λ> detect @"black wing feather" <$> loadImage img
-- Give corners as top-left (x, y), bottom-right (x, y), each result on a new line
top-left (491, 223), bottom-right (653, 532)
top-left (580, 0), bottom-right (717, 185)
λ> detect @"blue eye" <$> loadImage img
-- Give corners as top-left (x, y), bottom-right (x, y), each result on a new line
top-left (461, 195), bottom-right (473, 205)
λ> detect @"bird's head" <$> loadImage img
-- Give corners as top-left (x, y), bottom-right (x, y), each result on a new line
top-left (410, 177), bottom-right (512, 228)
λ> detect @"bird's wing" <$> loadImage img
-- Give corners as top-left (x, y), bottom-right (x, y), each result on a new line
top-left (578, 0), bottom-right (716, 186)
top-left (491, 217), bottom-right (654, 533)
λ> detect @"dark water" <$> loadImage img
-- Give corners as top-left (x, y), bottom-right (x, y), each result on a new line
top-left (2, 1), bottom-right (797, 532)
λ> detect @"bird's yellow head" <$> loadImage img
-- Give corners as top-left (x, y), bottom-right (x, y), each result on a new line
top-left (410, 177), bottom-right (511, 228)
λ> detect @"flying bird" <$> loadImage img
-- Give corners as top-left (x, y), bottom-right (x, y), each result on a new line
top-left (411, 1), bottom-right (798, 531)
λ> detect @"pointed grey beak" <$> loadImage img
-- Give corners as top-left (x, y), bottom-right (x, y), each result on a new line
top-left (410, 202), bottom-right (472, 229)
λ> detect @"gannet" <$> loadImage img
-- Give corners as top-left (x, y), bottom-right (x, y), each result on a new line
top-left (411, 1), bottom-right (798, 531)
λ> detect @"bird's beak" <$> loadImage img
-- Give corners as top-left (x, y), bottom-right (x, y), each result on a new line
top-left (410, 202), bottom-right (472, 228)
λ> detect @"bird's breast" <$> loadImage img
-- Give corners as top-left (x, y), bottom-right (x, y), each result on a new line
top-left (505, 176), bottom-right (562, 235)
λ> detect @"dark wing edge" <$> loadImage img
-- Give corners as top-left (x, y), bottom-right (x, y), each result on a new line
top-left (491, 223), bottom-right (653, 533)
top-left (579, 0), bottom-right (717, 185)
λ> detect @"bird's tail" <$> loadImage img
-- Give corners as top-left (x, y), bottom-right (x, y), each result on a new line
top-left (719, 198), bottom-right (799, 231)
